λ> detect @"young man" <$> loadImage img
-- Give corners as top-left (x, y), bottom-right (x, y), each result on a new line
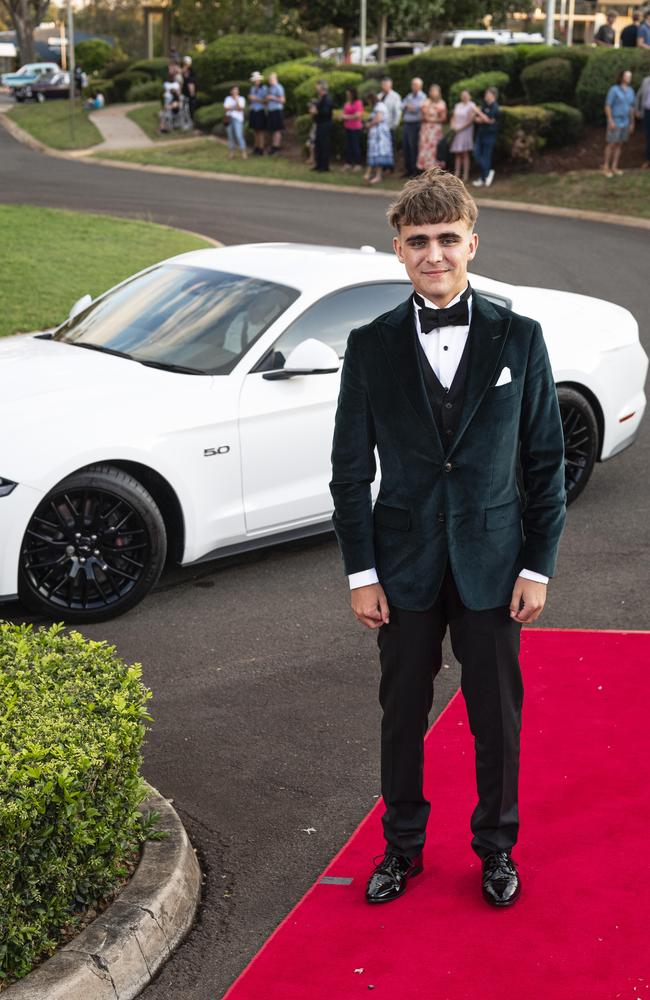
top-left (594, 10), bottom-right (617, 45)
top-left (330, 169), bottom-right (566, 908)
top-left (472, 86), bottom-right (500, 188)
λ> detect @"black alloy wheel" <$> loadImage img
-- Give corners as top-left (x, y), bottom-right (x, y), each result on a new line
top-left (557, 386), bottom-right (599, 505)
top-left (18, 465), bottom-right (167, 623)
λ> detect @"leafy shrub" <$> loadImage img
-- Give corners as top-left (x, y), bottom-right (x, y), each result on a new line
top-left (521, 57), bottom-right (573, 104)
top-left (386, 46), bottom-right (520, 105)
top-left (84, 77), bottom-right (116, 103)
top-left (359, 77), bottom-right (383, 101)
top-left (576, 48), bottom-right (650, 124)
top-left (193, 34), bottom-right (309, 94)
top-left (102, 57), bottom-right (131, 80)
top-left (0, 622), bottom-right (153, 984)
top-left (540, 101), bottom-right (585, 146)
top-left (293, 70), bottom-right (363, 114)
top-left (516, 44), bottom-right (591, 87)
top-left (449, 70), bottom-right (509, 109)
top-left (128, 57), bottom-right (172, 81)
top-left (75, 39), bottom-right (114, 75)
top-left (210, 79), bottom-right (250, 103)
top-left (111, 70), bottom-right (149, 102)
top-left (498, 104), bottom-right (553, 159)
top-left (127, 79), bottom-right (163, 103)
top-left (261, 60), bottom-right (320, 115)
top-left (194, 101), bottom-right (226, 132)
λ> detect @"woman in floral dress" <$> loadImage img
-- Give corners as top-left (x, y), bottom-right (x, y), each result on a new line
top-left (450, 89), bottom-right (478, 181)
top-left (364, 95), bottom-right (394, 184)
top-left (416, 84), bottom-right (447, 171)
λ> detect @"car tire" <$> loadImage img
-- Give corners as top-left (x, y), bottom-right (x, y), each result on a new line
top-left (18, 464), bottom-right (167, 623)
top-left (557, 386), bottom-right (599, 505)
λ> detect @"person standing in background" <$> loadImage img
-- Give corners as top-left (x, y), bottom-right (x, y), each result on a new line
top-left (265, 72), bottom-right (285, 155)
top-left (450, 89), bottom-right (477, 182)
top-left (364, 92), bottom-right (394, 184)
top-left (380, 76), bottom-right (402, 170)
top-left (223, 85), bottom-right (247, 160)
top-left (401, 77), bottom-right (426, 177)
top-left (342, 86), bottom-right (364, 172)
top-left (310, 80), bottom-right (334, 173)
top-left (248, 71), bottom-right (268, 156)
top-left (637, 9), bottom-right (650, 47)
top-left (182, 56), bottom-right (197, 121)
top-left (635, 71), bottom-right (650, 167)
top-left (603, 69), bottom-right (636, 176)
top-left (620, 11), bottom-right (640, 47)
top-left (472, 86), bottom-right (501, 188)
top-left (594, 10), bottom-right (617, 46)
top-left (416, 83), bottom-right (447, 172)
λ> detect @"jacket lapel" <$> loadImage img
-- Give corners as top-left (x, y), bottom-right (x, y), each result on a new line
top-left (377, 297), bottom-right (444, 455)
top-left (450, 292), bottom-right (511, 451)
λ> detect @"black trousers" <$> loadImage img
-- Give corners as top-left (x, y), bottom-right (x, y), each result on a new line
top-left (377, 562), bottom-right (523, 860)
top-left (402, 121), bottom-right (420, 175)
top-left (315, 122), bottom-right (332, 170)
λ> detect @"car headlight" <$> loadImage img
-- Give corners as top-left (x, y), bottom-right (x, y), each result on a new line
top-left (0, 478), bottom-right (18, 497)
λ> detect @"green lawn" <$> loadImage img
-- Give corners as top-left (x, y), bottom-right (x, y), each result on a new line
top-left (7, 99), bottom-right (103, 150)
top-left (94, 139), bottom-right (650, 219)
top-left (126, 102), bottom-right (199, 141)
top-left (0, 205), bottom-right (212, 338)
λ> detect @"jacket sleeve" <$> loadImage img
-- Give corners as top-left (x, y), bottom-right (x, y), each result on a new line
top-left (329, 331), bottom-right (377, 576)
top-left (519, 322), bottom-right (567, 577)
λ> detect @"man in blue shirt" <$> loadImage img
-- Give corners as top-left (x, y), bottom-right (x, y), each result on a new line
top-left (472, 87), bottom-right (500, 188)
top-left (637, 9), bottom-right (650, 47)
top-left (401, 77), bottom-right (426, 178)
top-left (249, 70), bottom-right (268, 156)
top-left (266, 71), bottom-right (286, 156)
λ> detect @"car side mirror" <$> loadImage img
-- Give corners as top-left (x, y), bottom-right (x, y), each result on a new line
top-left (262, 338), bottom-right (340, 381)
top-left (68, 294), bottom-right (92, 321)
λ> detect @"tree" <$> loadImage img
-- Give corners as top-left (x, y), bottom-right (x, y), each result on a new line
top-left (0, 0), bottom-right (50, 64)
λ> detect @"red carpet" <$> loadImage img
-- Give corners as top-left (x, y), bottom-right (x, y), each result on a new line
top-left (223, 630), bottom-right (650, 1000)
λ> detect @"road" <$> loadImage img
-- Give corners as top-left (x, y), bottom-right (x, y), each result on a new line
top-left (2, 119), bottom-right (649, 998)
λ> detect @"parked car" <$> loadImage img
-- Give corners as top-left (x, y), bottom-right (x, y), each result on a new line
top-left (440, 30), bottom-right (548, 46)
top-left (0, 244), bottom-right (646, 622)
top-left (31, 71), bottom-right (70, 102)
top-left (1, 62), bottom-right (60, 101)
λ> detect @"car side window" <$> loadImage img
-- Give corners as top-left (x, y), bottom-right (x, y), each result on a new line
top-left (254, 282), bottom-right (411, 372)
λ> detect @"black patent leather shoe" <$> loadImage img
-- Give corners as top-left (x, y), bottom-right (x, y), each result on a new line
top-left (481, 851), bottom-right (521, 907)
top-left (365, 851), bottom-right (423, 904)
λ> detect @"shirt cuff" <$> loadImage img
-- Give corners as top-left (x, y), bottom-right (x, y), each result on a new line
top-left (519, 568), bottom-right (549, 585)
top-left (348, 568), bottom-right (379, 590)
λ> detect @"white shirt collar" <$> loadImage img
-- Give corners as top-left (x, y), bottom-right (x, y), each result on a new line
top-left (413, 285), bottom-right (471, 310)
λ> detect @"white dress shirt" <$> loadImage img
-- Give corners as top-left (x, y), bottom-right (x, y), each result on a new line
top-left (348, 287), bottom-right (549, 590)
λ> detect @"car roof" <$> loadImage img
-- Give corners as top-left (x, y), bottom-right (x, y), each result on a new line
top-left (169, 242), bottom-right (514, 300)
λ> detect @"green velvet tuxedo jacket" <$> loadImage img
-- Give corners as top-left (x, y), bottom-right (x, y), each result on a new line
top-left (329, 291), bottom-right (566, 611)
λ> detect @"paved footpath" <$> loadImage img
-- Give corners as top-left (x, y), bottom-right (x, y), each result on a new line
top-left (87, 102), bottom-right (153, 151)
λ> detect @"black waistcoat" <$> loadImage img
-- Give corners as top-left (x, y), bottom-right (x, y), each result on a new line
top-left (415, 323), bottom-right (471, 449)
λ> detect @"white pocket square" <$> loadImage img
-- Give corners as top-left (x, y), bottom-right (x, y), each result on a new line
top-left (494, 366), bottom-right (512, 387)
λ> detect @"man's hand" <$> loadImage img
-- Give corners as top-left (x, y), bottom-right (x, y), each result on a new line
top-left (351, 583), bottom-right (390, 629)
top-left (509, 577), bottom-right (547, 624)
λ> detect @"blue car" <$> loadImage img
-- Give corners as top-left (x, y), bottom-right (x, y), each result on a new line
top-left (1, 62), bottom-right (61, 101)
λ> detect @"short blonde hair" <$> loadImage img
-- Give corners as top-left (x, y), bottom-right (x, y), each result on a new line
top-left (387, 168), bottom-right (478, 231)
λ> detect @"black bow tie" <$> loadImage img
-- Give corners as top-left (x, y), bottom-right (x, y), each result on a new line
top-left (414, 289), bottom-right (471, 332)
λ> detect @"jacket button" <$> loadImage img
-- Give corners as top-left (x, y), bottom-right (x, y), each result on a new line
top-left (444, 402), bottom-right (453, 410)
top-left (445, 428), bottom-right (454, 437)
top-left (444, 462), bottom-right (452, 473)
top-left (437, 512), bottom-right (445, 523)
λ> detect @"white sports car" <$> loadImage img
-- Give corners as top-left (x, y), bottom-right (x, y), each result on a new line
top-left (0, 243), bottom-right (646, 622)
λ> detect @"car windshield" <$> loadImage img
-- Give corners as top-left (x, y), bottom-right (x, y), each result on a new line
top-left (53, 264), bottom-right (300, 375)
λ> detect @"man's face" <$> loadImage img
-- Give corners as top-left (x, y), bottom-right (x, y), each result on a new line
top-left (381, 79), bottom-right (392, 94)
top-left (412, 78), bottom-right (422, 93)
top-left (393, 220), bottom-right (478, 306)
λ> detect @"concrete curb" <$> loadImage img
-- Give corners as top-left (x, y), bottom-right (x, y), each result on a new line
top-left (3, 785), bottom-right (202, 1000)
top-left (2, 110), bottom-right (650, 232)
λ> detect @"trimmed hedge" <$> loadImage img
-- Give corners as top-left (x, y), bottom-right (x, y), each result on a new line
top-left (75, 39), bottom-right (114, 75)
top-left (386, 46), bottom-right (520, 104)
top-left (521, 57), bottom-right (573, 104)
top-left (540, 102), bottom-right (585, 146)
top-left (111, 70), bottom-right (149, 102)
top-left (193, 34), bottom-right (310, 94)
top-left (516, 44), bottom-right (591, 87)
top-left (127, 79), bottom-right (163, 103)
top-left (102, 57), bottom-right (132, 80)
top-left (260, 60), bottom-right (320, 115)
top-left (128, 57), bottom-right (173, 81)
top-left (0, 622), bottom-right (153, 984)
top-left (498, 104), bottom-right (553, 158)
top-left (576, 48), bottom-right (650, 124)
top-left (449, 71), bottom-right (509, 109)
top-left (194, 101), bottom-right (226, 131)
top-left (85, 77), bottom-right (116, 103)
top-left (293, 70), bottom-right (363, 114)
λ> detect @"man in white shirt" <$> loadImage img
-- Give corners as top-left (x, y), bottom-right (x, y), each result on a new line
top-left (380, 76), bottom-right (402, 168)
top-left (330, 169), bottom-right (566, 909)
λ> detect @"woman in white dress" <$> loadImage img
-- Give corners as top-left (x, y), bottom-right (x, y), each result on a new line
top-left (450, 89), bottom-right (478, 181)
top-left (364, 95), bottom-right (394, 185)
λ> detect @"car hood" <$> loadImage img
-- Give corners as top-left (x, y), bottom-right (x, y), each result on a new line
top-left (0, 333), bottom-right (213, 422)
